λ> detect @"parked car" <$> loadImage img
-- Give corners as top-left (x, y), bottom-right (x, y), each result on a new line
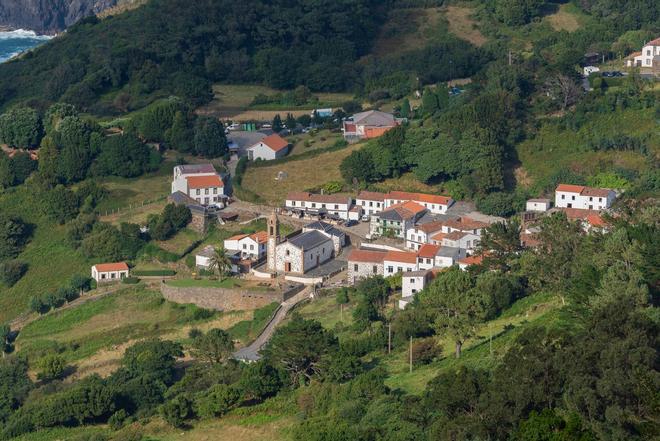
top-left (361, 214), bottom-right (370, 222)
top-left (345, 220), bottom-right (358, 227)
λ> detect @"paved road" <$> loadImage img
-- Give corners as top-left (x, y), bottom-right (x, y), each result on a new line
top-left (233, 286), bottom-right (311, 362)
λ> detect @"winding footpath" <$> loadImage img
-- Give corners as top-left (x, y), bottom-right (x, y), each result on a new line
top-left (233, 286), bottom-right (311, 362)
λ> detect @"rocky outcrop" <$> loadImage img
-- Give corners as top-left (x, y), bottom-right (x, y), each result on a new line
top-left (0, 0), bottom-right (120, 34)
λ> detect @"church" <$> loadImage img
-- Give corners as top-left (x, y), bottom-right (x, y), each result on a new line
top-left (266, 212), bottom-right (344, 275)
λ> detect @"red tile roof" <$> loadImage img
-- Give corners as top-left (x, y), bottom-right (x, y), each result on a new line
top-left (357, 191), bottom-right (386, 201)
top-left (347, 249), bottom-right (387, 263)
top-left (445, 231), bottom-right (470, 241)
top-left (186, 175), bottom-right (223, 189)
top-left (555, 184), bottom-right (586, 193)
top-left (647, 37), bottom-right (660, 46)
top-left (586, 213), bottom-right (606, 228)
top-left (459, 255), bottom-right (483, 266)
top-left (94, 262), bottom-right (129, 272)
top-left (227, 233), bottom-right (249, 241)
top-left (386, 191), bottom-right (452, 206)
top-left (431, 232), bottom-right (447, 242)
top-left (261, 134), bottom-right (289, 152)
top-left (250, 231), bottom-right (269, 244)
top-left (417, 244), bottom-right (440, 259)
top-left (415, 221), bottom-right (445, 233)
top-left (384, 250), bottom-right (418, 264)
top-left (389, 200), bottom-right (427, 216)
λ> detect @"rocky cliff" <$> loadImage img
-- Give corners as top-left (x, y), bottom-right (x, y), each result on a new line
top-left (0, 0), bottom-right (120, 34)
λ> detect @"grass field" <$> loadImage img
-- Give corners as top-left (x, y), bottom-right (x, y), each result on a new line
top-left (156, 228), bottom-right (203, 254)
top-left (199, 84), bottom-right (352, 120)
top-left (516, 107), bottom-right (658, 193)
top-left (242, 142), bottom-right (364, 204)
top-left (444, 5), bottom-right (487, 47)
top-left (543, 3), bottom-right (584, 32)
top-left (285, 129), bottom-right (344, 157)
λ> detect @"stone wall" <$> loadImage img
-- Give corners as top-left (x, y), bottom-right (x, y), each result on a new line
top-left (160, 283), bottom-right (285, 311)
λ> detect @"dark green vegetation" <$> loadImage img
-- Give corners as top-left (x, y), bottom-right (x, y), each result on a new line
top-left (0, 198), bottom-right (657, 440)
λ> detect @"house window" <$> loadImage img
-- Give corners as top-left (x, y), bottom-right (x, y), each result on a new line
top-left (426, 258), bottom-right (431, 264)
top-left (372, 265), bottom-right (377, 273)
top-left (599, 197), bottom-right (603, 202)
top-left (213, 188), bottom-right (217, 194)
top-left (286, 250), bottom-right (290, 256)
top-left (411, 278), bottom-right (415, 284)
top-left (561, 195), bottom-right (565, 199)
top-left (335, 204), bottom-right (339, 209)
top-left (387, 266), bottom-right (393, 273)
top-left (369, 201), bottom-right (373, 207)
top-left (571, 196), bottom-right (575, 200)
top-left (312, 203), bottom-right (316, 208)
top-left (291, 201), bottom-right (296, 206)
top-left (111, 273), bottom-right (116, 279)
top-left (205, 189), bottom-right (209, 195)
top-left (101, 273), bottom-right (106, 279)
top-left (412, 289), bottom-right (417, 294)
top-left (354, 264), bottom-right (358, 271)
top-left (567, 203), bottom-right (572, 208)
top-left (250, 245), bottom-right (254, 250)
top-left (397, 267), bottom-right (402, 272)
top-left (196, 189), bottom-right (201, 195)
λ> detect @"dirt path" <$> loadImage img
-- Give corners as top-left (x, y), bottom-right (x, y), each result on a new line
top-left (233, 287), bottom-right (311, 362)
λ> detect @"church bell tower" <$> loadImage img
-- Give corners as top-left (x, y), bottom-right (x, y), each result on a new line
top-left (267, 210), bottom-right (279, 272)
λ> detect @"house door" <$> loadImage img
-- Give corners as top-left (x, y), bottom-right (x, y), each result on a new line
top-left (316, 255), bottom-right (320, 267)
top-left (285, 262), bottom-right (291, 272)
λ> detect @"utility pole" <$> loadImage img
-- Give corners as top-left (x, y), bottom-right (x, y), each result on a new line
top-left (508, 50), bottom-right (512, 66)
top-left (489, 323), bottom-right (493, 357)
top-left (388, 323), bottom-right (391, 354)
top-left (340, 303), bottom-right (343, 322)
top-left (409, 336), bottom-right (413, 373)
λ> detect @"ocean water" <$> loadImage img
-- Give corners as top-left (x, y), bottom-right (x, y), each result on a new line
top-left (0, 29), bottom-right (52, 63)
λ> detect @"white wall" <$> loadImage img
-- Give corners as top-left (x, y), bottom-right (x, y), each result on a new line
top-left (526, 201), bottom-right (550, 212)
top-left (348, 261), bottom-right (384, 283)
top-left (402, 274), bottom-right (426, 299)
top-left (248, 142), bottom-right (287, 161)
top-left (555, 191), bottom-right (614, 210)
top-left (383, 259), bottom-right (417, 276)
top-left (357, 198), bottom-right (384, 216)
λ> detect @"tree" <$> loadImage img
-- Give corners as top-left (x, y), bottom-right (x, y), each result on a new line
top-left (0, 107), bottom-right (42, 148)
top-left (0, 325), bottom-right (10, 356)
top-left (43, 185), bottom-right (79, 224)
top-left (421, 88), bottom-right (439, 115)
top-left (419, 268), bottom-right (479, 358)
top-left (237, 361), bottom-right (283, 402)
top-left (208, 247), bottom-right (232, 279)
top-left (263, 315), bottom-right (338, 384)
top-left (494, 0), bottom-right (544, 25)
top-left (55, 116), bottom-right (95, 183)
top-left (122, 339), bottom-right (183, 386)
top-left (43, 103), bottom-right (78, 134)
top-left (399, 98), bottom-right (411, 118)
top-left (194, 384), bottom-right (239, 418)
top-left (0, 260), bottom-right (28, 287)
top-left (161, 394), bottom-right (193, 428)
top-left (544, 74), bottom-right (582, 111)
top-left (166, 111), bottom-right (194, 152)
top-left (0, 356), bottom-right (32, 423)
top-left (285, 113), bottom-right (297, 131)
top-left (0, 215), bottom-right (30, 260)
top-left (36, 354), bottom-right (67, 382)
top-left (10, 153), bottom-right (37, 185)
top-left (478, 220), bottom-right (523, 271)
top-left (193, 116), bottom-right (227, 158)
top-left (191, 329), bottom-right (234, 364)
top-left (0, 152), bottom-right (12, 188)
top-left (272, 114), bottom-right (283, 132)
top-left (37, 136), bottom-right (60, 185)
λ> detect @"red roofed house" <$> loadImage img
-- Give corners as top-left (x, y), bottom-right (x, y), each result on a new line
top-left (416, 244), bottom-right (440, 270)
top-left (171, 163), bottom-right (225, 206)
top-left (285, 192), bottom-right (355, 220)
top-left (223, 231), bottom-right (269, 260)
top-left (383, 250), bottom-right (418, 277)
top-left (458, 254), bottom-right (484, 271)
top-left (246, 133), bottom-right (290, 161)
top-left (347, 248), bottom-right (387, 283)
top-left (356, 191), bottom-right (386, 216)
top-left (385, 191), bottom-right (454, 214)
top-left (370, 201), bottom-right (427, 239)
top-left (626, 37), bottom-right (660, 69)
top-left (555, 184), bottom-right (616, 211)
top-left (342, 110), bottom-right (400, 140)
top-left (91, 262), bottom-right (129, 283)
top-left (406, 221), bottom-right (445, 250)
top-left (400, 269), bottom-right (434, 309)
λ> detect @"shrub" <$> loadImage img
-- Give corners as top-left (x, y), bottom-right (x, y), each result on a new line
top-left (0, 260), bottom-right (28, 286)
top-left (131, 269), bottom-right (176, 276)
top-left (108, 409), bottom-right (128, 430)
top-left (412, 337), bottom-right (441, 365)
top-left (36, 354), bottom-right (67, 382)
top-left (161, 394), bottom-right (194, 428)
top-left (194, 384), bottom-right (240, 418)
top-left (122, 276), bottom-right (141, 284)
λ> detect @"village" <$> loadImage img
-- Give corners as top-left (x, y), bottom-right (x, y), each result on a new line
top-left (89, 105), bottom-right (621, 319)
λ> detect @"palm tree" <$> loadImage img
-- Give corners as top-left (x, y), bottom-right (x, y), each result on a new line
top-left (209, 247), bottom-right (232, 280)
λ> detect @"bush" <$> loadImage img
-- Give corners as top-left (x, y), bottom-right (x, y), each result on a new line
top-left (36, 354), bottom-right (67, 382)
top-left (412, 337), bottom-right (441, 365)
top-left (0, 260), bottom-right (28, 286)
top-left (122, 276), bottom-right (141, 284)
top-left (161, 394), bottom-right (194, 428)
top-left (476, 192), bottom-right (518, 217)
top-left (108, 409), bottom-right (128, 430)
top-left (194, 384), bottom-right (240, 418)
top-left (131, 269), bottom-right (176, 276)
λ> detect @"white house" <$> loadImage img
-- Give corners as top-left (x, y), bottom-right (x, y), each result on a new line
top-left (405, 221), bottom-right (444, 250)
top-left (555, 184), bottom-right (616, 210)
top-left (356, 191), bottom-right (386, 216)
top-left (400, 270), bottom-right (434, 309)
top-left (285, 192), bottom-right (354, 220)
top-left (274, 230), bottom-right (334, 274)
top-left (526, 198), bottom-right (552, 212)
top-left (171, 163), bottom-right (225, 206)
top-left (347, 248), bottom-right (387, 283)
top-left (171, 163), bottom-right (217, 193)
top-left (369, 201), bottom-right (427, 239)
top-left (583, 66), bottom-right (600, 76)
top-left (416, 244), bottom-right (440, 270)
top-left (383, 250), bottom-right (418, 277)
top-left (434, 247), bottom-right (465, 268)
top-left (385, 191), bottom-right (454, 214)
top-left (626, 37), bottom-right (660, 68)
top-left (441, 231), bottom-right (481, 252)
top-left (246, 133), bottom-right (290, 160)
top-left (223, 231), bottom-right (268, 260)
top-left (91, 262), bottom-right (129, 283)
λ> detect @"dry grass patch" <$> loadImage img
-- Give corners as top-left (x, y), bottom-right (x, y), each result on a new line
top-left (371, 173), bottom-right (441, 194)
top-left (444, 5), bottom-right (487, 47)
top-left (545, 3), bottom-right (581, 32)
top-left (242, 143), bottom-right (364, 204)
top-left (372, 8), bottom-right (444, 56)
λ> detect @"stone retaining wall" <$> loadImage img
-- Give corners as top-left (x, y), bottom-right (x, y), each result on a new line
top-left (160, 283), bottom-right (284, 311)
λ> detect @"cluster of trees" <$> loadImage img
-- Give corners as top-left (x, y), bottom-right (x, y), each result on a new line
top-left (0, 214), bottom-right (31, 287)
top-left (0, 0), bottom-right (383, 112)
top-left (28, 274), bottom-right (92, 315)
top-left (130, 98), bottom-right (227, 158)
